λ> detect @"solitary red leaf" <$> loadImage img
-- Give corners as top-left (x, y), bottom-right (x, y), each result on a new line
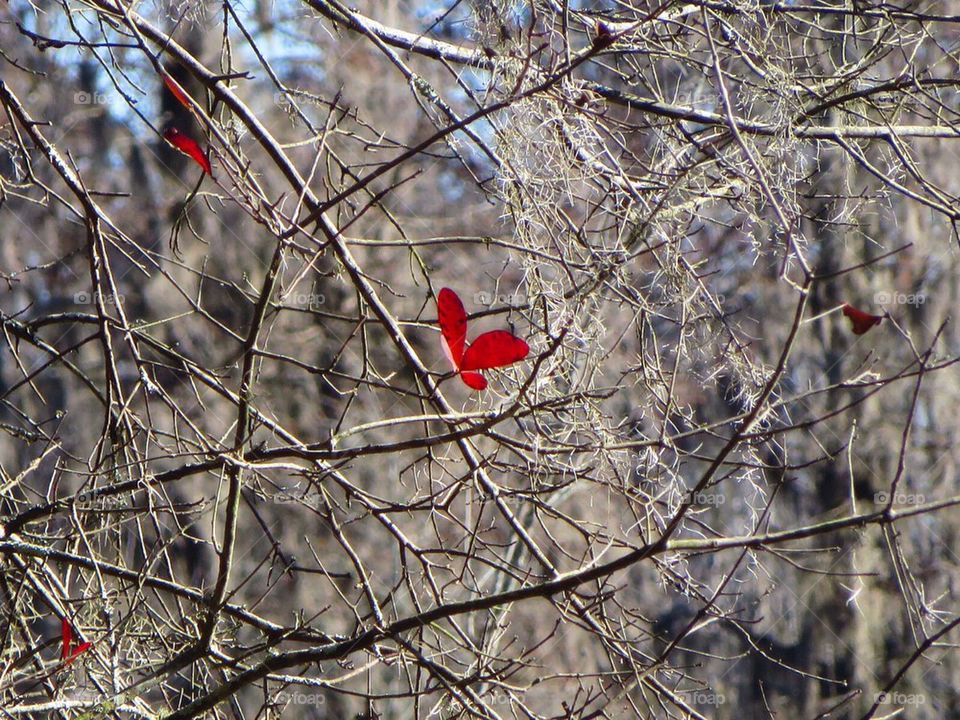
top-left (60, 617), bottom-right (71, 661)
top-left (437, 288), bottom-right (529, 390)
top-left (162, 73), bottom-right (193, 111)
top-left (842, 304), bottom-right (883, 335)
top-left (163, 127), bottom-right (211, 175)
top-left (60, 617), bottom-right (91, 665)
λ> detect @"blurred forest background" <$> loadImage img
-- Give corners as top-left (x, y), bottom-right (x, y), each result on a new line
top-left (2, 0), bottom-right (960, 718)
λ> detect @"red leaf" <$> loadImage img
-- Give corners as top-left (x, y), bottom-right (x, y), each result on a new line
top-left (460, 371), bottom-right (488, 390)
top-left (60, 617), bottom-right (72, 661)
top-left (842, 304), bottom-right (883, 335)
top-left (162, 73), bottom-right (193, 111)
top-left (437, 288), bottom-right (467, 367)
top-left (461, 331), bottom-right (530, 371)
top-left (60, 618), bottom-right (90, 664)
top-left (436, 288), bottom-right (529, 390)
top-left (163, 127), bottom-right (211, 175)
top-left (68, 642), bottom-right (91, 664)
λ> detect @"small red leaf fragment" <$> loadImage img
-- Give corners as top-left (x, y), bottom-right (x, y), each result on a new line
top-left (460, 371), bottom-right (488, 390)
top-left (842, 304), bottom-right (883, 335)
top-left (60, 617), bottom-right (72, 661)
top-left (163, 127), bottom-right (211, 175)
top-left (69, 642), bottom-right (91, 663)
top-left (162, 73), bottom-right (193, 111)
top-left (60, 618), bottom-right (90, 664)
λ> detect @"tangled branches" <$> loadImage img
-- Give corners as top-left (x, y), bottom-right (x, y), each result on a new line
top-left (2, 1), bottom-right (960, 718)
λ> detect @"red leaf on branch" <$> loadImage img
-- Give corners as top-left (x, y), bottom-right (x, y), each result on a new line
top-left (437, 288), bottom-right (529, 391)
top-left (162, 73), bottom-right (193, 111)
top-left (842, 304), bottom-right (883, 335)
top-left (162, 127), bottom-right (211, 175)
top-left (60, 617), bottom-right (71, 661)
top-left (60, 617), bottom-right (91, 664)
